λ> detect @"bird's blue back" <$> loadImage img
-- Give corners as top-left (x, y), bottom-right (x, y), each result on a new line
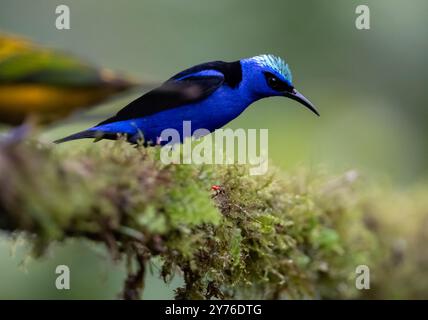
top-left (89, 66), bottom-right (256, 143)
top-left (92, 83), bottom-right (253, 143)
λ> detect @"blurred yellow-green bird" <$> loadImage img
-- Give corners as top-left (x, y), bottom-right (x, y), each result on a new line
top-left (0, 33), bottom-right (141, 125)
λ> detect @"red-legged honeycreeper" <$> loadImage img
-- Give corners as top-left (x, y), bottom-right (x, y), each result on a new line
top-left (55, 54), bottom-right (318, 145)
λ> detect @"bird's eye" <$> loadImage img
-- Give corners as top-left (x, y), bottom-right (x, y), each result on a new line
top-left (269, 76), bottom-right (278, 86)
top-left (264, 72), bottom-right (292, 92)
top-left (267, 74), bottom-right (279, 88)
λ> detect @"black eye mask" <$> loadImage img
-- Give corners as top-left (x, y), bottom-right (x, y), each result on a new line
top-left (264, 72), bottom-right (294, 92)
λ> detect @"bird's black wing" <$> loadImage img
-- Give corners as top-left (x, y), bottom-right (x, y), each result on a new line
top-left (97, 75), bottom-right (224, 126)
top-left (170, 60), bottom-right (242, 88)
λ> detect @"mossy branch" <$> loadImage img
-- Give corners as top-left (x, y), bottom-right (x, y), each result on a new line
top-left (0, 127), bottom-right (427, 299)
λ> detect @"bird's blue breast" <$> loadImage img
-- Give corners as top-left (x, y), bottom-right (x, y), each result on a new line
top-left (90, 84), bottom-right (253, 143)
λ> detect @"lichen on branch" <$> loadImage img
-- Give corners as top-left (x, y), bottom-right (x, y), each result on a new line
top-left (0, 129), bottom-right (427, 299)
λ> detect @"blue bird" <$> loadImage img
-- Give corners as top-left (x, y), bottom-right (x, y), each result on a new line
top-left (55, 54), bottom-right (318, 145)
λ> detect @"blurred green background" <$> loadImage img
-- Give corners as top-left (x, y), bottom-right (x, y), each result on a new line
top-left (0, 0), bottom-right (427, 298)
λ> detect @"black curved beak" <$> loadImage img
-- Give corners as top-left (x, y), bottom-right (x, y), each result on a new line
top-left (284, 89), bottom-right (319, 116)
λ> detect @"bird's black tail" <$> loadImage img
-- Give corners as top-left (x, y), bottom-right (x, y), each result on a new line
top-left (54, 130), bottom-right (98, 144)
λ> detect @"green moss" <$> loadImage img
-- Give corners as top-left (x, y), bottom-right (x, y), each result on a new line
top-left (0, 137), bottom-right (427, 299)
